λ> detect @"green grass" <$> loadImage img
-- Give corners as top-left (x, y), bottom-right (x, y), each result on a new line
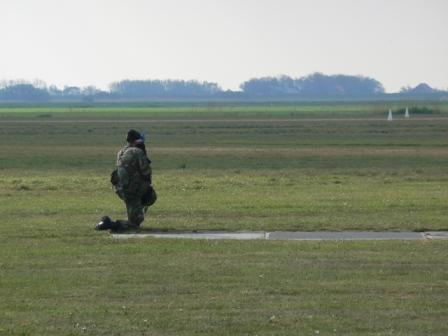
top-left (1, 169), bottom-right (448, 233)
top-left (0, 101), bottom-right (447, 119)
top-left (1, 238), bottom-right (447, 335)
top-left (2, 113), bottom-right (448, 231)
top-left (1, 105), bottom-right (448, 335)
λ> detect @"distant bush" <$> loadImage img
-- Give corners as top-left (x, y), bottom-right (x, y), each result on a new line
top-left (397, 107), bottom-right (437, 115)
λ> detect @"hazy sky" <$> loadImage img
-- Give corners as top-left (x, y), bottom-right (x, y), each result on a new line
top-left (1, 0), bottom-right (447, 92)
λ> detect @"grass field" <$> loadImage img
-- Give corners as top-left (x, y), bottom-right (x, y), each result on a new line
top-left (0, 101), bottom-right (447, 119)
top-left (1, 103), bottom-right (448, 335)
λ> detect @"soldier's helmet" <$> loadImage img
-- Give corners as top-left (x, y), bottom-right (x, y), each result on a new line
top-left (126, 129), bottom-right (141, 143)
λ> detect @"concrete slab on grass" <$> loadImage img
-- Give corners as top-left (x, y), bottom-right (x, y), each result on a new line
top-left (267, 231), bottom-right (425, 240)
top-left (110, 231), bottom-right (448, 241)
top-left (112, 231), bottom-right (266, 240)
top-left (424, 232), bottom-right (448, 240)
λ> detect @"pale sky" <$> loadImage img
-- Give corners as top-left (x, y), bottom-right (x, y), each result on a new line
top-left (1, 0), bottom-right (447, 92)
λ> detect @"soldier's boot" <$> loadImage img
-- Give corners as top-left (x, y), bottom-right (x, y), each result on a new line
top-left (112, 220), bottom-right (138, 232)
top-left (95, 216), bottom-right (120, 231)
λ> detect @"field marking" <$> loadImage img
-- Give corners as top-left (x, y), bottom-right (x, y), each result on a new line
top-left (2, 117), bottom-right (448, 124)
top-left (111, 231), bottom-right (445, 240)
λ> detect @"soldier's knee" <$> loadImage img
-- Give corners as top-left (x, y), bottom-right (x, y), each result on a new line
top-left (125, 197), bottom-right (145, 227)
top-left (129, 212), bottom-right (144, 226)
top-left (135, 214), bottom-right (144, 226)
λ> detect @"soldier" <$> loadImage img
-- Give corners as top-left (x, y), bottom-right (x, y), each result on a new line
top-left (96, 129), bottom-right (153, 231)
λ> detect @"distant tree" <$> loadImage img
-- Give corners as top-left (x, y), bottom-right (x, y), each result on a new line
top-left (2, 74), bottom-right (446, 102)
top-left (163, 80), bottom-right (221, 97)
top-left (32, 79), bottom-right (47, 90)
top-left (239, 75), bottom-right (300, 96)
top-left (81, 86), bottom-right (102, 96)
top-left (110, 80), bottom-right (164, 98)
top-left (0, 82), bottom-right (50, 101)
top-left (63, 86), bottom-right (82, 96)
top-left (397, 83), bottom-right (445, 98)
top-left (110, 79), bottom-right (221, 98)
top-left (47, 85), bottom-right (62, 96)
top-left (240, 73), bottom-right (384, 97)
top-left (399, 85), bottom-right (413, 93)
top-left (410, 83), bottom-right (437, 94)
top-left (298, 73), bottom-right (384, 96)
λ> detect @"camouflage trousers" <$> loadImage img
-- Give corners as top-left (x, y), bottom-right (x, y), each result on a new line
top-left (115, 191), bottom-right (146, 230)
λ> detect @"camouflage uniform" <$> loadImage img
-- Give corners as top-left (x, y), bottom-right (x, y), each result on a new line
top-left (115, 145), bottom-right (152, 229)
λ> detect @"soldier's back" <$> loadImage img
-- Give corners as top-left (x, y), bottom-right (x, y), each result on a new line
top-left (117, 146), bottom-right (148, 196)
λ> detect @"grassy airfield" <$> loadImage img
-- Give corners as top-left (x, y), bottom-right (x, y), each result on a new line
top-left (1, 103), bottom-right (447, 335)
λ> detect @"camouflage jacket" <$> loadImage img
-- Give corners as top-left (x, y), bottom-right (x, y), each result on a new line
top-left (116, 145), bottom-right (152, 197)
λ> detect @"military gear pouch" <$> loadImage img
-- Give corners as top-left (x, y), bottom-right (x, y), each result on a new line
top-left (142, 185), bottom-right (157, 207)
top-left (110, 169), bottom-right (119, 186)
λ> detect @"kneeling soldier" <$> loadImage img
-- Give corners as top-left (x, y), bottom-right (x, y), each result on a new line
top-left (96, 129), bottom-right (154, 231)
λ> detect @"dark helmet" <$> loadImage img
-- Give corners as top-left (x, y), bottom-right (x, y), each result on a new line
top-left (126, 129), bottom-right (141, 143)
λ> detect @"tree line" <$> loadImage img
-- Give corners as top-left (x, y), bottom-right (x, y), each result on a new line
top-left (0, 74), bottom-right (446, 102)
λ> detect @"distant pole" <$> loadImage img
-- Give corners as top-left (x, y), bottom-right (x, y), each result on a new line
top-left (388, 109), bottom-right (393, 121)
top-left (405, 107), bottom-right (410, 118)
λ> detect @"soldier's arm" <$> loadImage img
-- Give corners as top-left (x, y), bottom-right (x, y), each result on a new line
top-left (116, 149), bottom-right (123, 166)
top-left (137, 150), bottom-right (152, 184)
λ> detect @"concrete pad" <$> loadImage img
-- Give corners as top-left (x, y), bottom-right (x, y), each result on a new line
top-left (112, 231), bottom-right (266, 240)
top-left (268, 231), bottom-right (425, 240)
top-left (110, 231), bottom-right (434, 240)
top-left (423, 231), bottom-right (448, 240)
